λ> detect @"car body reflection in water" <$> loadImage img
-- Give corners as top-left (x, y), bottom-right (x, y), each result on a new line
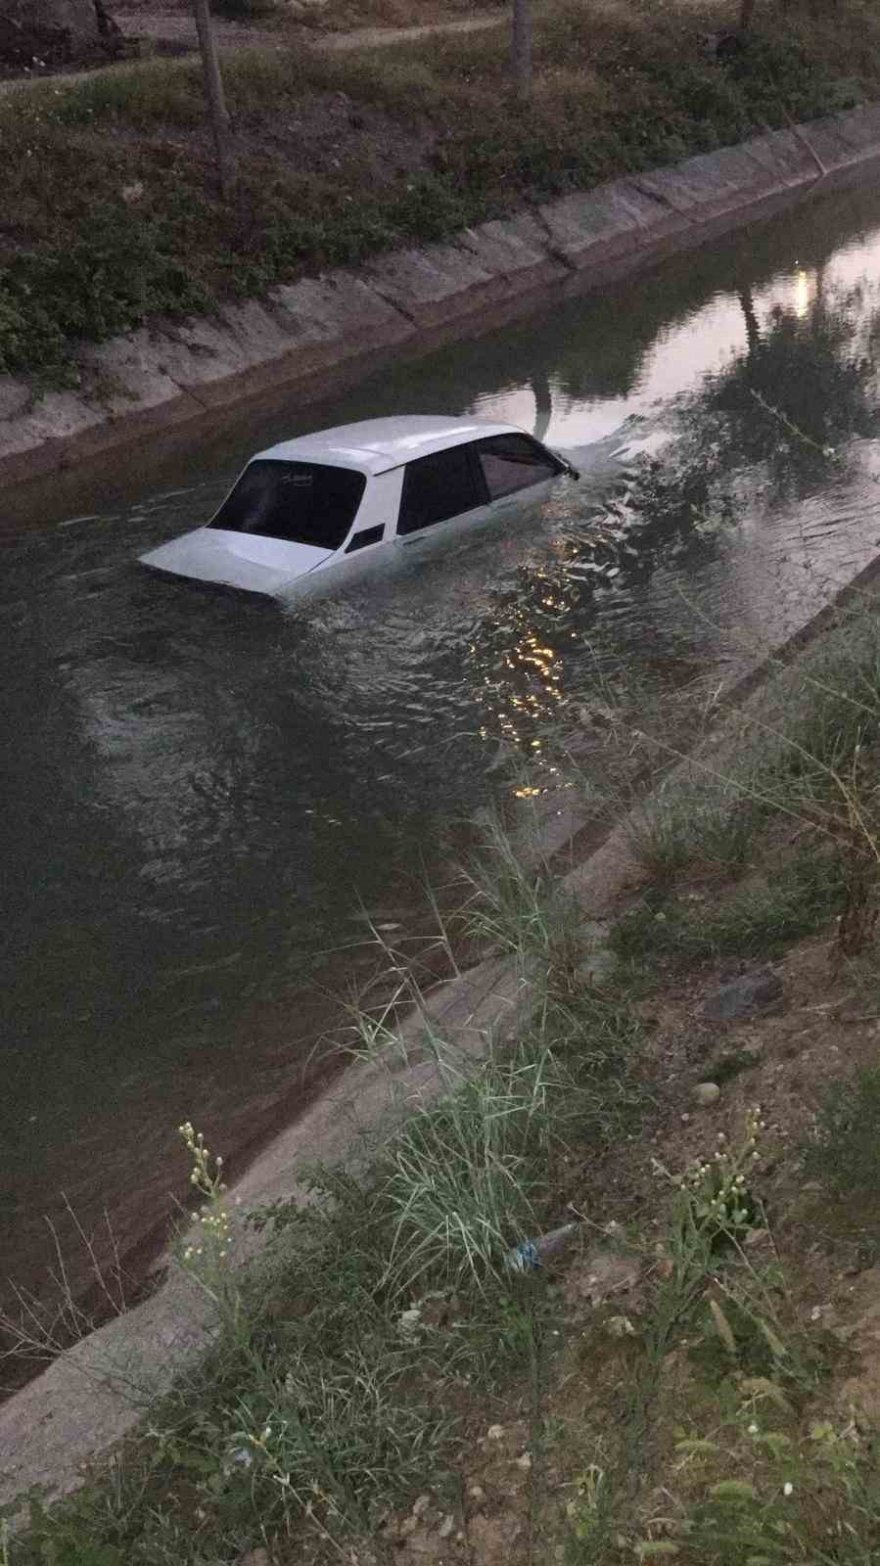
top-left (5, 179), bottom-right (880, 1330)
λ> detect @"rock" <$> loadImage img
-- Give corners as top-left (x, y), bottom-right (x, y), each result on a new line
top-left (693, 1081), bottom-right (721, 1107)
top-left (703, 969), bottom-right (783, 1022)
top-left (566, 1247), bottom-right (642, 1306)
top-left (606, 1314), bottom-right (636, 1337)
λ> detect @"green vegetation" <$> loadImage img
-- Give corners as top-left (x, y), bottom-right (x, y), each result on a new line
top-left (610, 849), bottom-right (848, 968)
top-left (613, 587), bottom-right (880, 972)
top-left (803, 1066), bottom-right (880, 1197)
top-left (4, 0), bottom-right (880, 381)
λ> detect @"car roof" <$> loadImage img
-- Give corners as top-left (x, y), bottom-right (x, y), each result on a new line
top-left (252, 416), bottom-right (526, 476)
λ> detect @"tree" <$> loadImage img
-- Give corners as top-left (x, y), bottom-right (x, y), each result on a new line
top-left (192, 0), bottom-right (234, 202)
top-left (511, 0), bottom-right (532, 98)
top-left (738, 0), bottom-right (756, 30)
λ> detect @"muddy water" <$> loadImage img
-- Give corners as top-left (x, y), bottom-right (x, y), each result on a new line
top-left (5, 179), bottom-right (880, 1338)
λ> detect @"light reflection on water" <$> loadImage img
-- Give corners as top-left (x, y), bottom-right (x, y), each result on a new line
top-left (5, 180), bottom-right (880, 1322)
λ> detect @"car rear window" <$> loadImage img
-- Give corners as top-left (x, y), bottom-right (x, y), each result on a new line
top-left (474, 434), bottom-right (563, 499)
top-left (209, 460), bottom-right (366, 550)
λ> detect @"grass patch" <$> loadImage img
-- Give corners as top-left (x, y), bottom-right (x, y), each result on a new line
top-left (562, 1120), bottom-right (860, 1566)
top-left (609, 849), bottom-right (846, 969)
top-left (628, 593), bottom-right (880, 884)
top-left (802, 1066), bottom-right (880, 1198)
top-left (3, 0), bottom-right (880, 379)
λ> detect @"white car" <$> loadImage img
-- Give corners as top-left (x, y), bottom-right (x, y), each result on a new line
top-left (138, 415), bottom-right (578, 599)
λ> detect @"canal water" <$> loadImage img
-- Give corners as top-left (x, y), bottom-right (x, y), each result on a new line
top-left (5, 179), bottom-right (880, 1341)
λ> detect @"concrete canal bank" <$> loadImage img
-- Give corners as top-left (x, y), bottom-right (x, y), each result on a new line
top-left (6, 99), bottom-right (880, 492)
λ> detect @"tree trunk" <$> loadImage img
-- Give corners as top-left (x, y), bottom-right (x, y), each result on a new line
top-left (511, 0), bottom-right (532, 99)
top-left (192, 0), bottom-right (233, 203)
top-left (738, 0), bottom-right (756, 30)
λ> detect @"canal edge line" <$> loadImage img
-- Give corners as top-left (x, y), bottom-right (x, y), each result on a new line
top-left (6, 101), bottom-right (880, 494)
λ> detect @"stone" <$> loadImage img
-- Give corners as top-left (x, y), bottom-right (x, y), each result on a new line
top-left (703, 969), bottom-right (783, 1022)
top-left (693, 1081), bottom-right (721, 1107)
top-left (565, 1247), bottom-right (641, 1305)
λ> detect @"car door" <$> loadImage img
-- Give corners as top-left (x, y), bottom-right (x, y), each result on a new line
top-left (393, 442), bottom-right (489, 549)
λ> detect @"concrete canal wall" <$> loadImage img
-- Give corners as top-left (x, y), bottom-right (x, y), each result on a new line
top-left (5, 100), bottom-right (880, 491)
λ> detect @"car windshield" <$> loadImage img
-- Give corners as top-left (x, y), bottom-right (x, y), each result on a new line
top-left (209, 460), bottom-right (366, 549)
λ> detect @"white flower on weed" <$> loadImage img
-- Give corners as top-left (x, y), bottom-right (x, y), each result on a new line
top-left (783, 1482), bottom-right (794, 1497)
top-left (748, 1423), bottom-right (759, 1436)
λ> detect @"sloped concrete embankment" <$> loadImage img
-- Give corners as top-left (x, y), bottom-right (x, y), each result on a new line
top-left (5, 101), bottom-right (880, 490)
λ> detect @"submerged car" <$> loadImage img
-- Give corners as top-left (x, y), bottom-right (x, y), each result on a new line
top-left (138, 415), bottom-right (578, 598)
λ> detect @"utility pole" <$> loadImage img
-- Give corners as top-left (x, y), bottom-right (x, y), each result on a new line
top-left (193, 0), bottom-right (233, 201)
top-left (511, 0), bottom-right (532, 99)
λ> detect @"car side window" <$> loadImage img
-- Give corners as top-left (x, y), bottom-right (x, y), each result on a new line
top-left (475, 434), bottom-right (562, 500)
top-left (397, 445), bottom-right (483, 536)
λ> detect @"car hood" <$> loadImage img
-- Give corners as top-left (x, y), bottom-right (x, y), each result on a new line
top-left (139, 528), bottom-right (333, 597)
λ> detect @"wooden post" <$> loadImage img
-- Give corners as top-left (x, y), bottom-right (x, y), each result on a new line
top-left (192, 0), bottom-right (233, 201)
